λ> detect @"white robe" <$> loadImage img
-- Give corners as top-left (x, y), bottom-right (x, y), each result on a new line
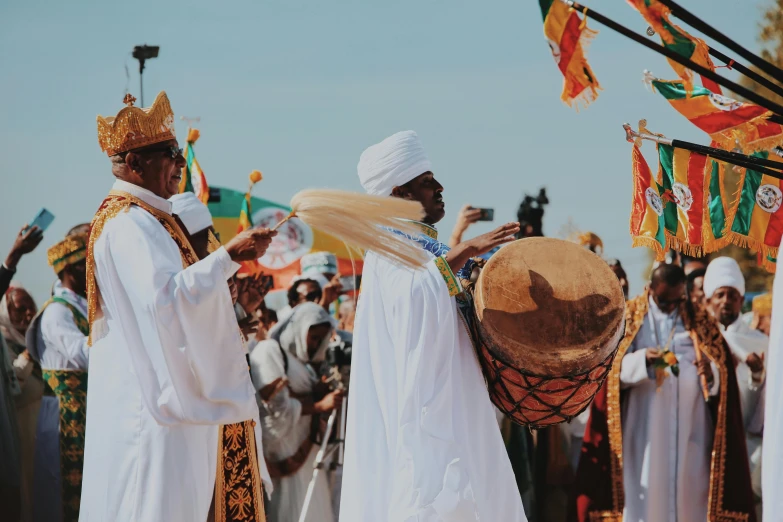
top-left (79, 181), bottom-right (270, 522)
top-left (763, 265), bottom-right (783, 520)
top-left (250, 339), bottom-right (332, 522)
top-left (339, 250), bottom-right (527, 522)
top-left (720, 316), bottom-right (766, 499)
top-left (620, 298), bottom-right (719, 522)
top-left (28, 282), bottom-right (89, 522)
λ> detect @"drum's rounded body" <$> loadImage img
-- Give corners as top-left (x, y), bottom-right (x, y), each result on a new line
top-left (470, 237), bottom-right (625, 427)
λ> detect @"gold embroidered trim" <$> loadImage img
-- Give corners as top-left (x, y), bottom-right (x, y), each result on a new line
top-left (592, 291), bottom-right (748, 522)
top-left (215, 420), bottom-right (266, 522)
top-left (399, 219), bottom-right (438, 240)
top-left (682, 306), bottom-right (750, 522)
top-left (433, 256), bottom-right (461, 297)
top-left (86, 190), bottom-right (199, 345)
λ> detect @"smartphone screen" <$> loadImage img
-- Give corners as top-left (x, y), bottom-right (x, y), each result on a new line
top-left (476, 208), bottom-right (494, 222)
top-left (27, 208), bottom-right (55, 232)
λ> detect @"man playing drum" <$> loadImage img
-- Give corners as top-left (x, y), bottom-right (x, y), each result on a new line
top-left (339, 131), bottom-right (527, 521)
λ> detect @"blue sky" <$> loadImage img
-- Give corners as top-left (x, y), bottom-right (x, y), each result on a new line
top-left (0, 0), bottom-right (768, 302)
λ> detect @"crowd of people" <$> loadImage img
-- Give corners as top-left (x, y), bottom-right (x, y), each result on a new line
top-left (0, 90), bottom-right (777, 522)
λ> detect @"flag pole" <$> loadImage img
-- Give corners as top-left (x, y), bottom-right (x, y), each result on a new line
top-left (656, 0), bottom-right (783, 85)
top-left (706, 47), bottom-right (783, 100)
top-left (623, 123), bottom-right (783, 179)
top-left (564, 0), bottom-right (783, 119)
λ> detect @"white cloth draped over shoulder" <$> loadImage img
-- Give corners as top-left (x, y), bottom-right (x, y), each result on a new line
top-left (79, 180), bottom-right (270, 522)
top-left (339, 247), bottom-right (527, 522)
top-left (763, 249), bottom-right (783, 520)
top-left (249, 302), bottom-right (334, 522)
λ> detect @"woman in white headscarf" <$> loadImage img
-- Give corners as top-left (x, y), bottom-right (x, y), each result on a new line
top-left (249, 302), bottom-right (341, 522)
top-left (0, 285), bottom-right (43, 522)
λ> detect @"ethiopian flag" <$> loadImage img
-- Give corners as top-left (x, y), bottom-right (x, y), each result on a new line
top-left (209, 187), bottom-right (364, 289)
top-left (703, 159), bottom-right (731, 252)
top-left (658, 144), bottom-right (711, 256)
top-left (629, 0), bottom-right (719, 93)
top-left (630, 144), bottom-right (668, 260)
top-left (178, 128), bottom-right (210, 204)
top-left (728, 151), bottom-right (783, 269)
top-left (539, 0), bottom-right (600, 109)
top-left (650, 77), bottom-right (777, 152)
top-left (237, 192), bottom-right (252, 234)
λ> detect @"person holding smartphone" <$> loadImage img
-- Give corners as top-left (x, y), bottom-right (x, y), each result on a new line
top-left (340, 131), bottom-right (526, 522)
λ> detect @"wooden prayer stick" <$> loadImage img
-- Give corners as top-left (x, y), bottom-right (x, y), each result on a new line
top-left (657, 0), bottom-right (783, 85)
top-left (623, 123), bottom-right (783, 179)
top-left (564, 1), bottom-right (783, 118)
top-left (707, 47), bottom-right (783, 101)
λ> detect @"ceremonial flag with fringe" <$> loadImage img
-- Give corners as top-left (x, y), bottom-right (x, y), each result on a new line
top-left (628, 0), bottom-right (719, 93)
top-left (703, 159), bottom-right (732, 252)
top-left (178, 128), bottom-right (210, 204)
top-left (658, 143), bottom-right (711, 256)
top-left (727, 150), bottom-right (783, 271)
top-left (630, 144), bottom-right (668, 260)
top-left (649, 76), bottom-right (780, 152)
top-left (539, 0), bottom-right (600, 109)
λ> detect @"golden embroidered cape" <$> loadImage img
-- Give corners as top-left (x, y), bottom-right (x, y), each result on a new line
top-left (87, 190), bottom-right (265, 522)
top-left (570, 291), bottom-right (755, 522)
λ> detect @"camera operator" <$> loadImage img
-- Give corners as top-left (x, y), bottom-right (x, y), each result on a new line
top-left (249, 302), bottom-right (342, 522)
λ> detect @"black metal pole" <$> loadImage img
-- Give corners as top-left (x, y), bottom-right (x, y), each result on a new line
top-left (657, 0), bottom-right (783, 85)
top-left (138, 58), bottom-right (145, 107)
top-left (708, 47), bottom-right (783, 100)
top-left (669, 138), bottom-right (783, 179)
top-left (567, 1), bottom-right (783, 118)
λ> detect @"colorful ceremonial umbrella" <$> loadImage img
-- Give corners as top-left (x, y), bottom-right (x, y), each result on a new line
top-left (208, 186), bottom-right (364, 289)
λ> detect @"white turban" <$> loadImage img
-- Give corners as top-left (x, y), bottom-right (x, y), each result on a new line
top-left (357, 130), bottom-right (432, 196)
top-left (703, 257), bottom-right (745, 298)
top-left (300, 252), bottom-right (338, 277)
top-left (170, 192), bottom-right (214, 235)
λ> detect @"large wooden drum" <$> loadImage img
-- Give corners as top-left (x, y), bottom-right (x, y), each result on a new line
top-left (468, 237), bottom-right (625, 428)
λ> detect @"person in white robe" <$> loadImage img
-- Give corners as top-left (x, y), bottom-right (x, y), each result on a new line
top-left (26, 232), bottom-right (90, 522)
top-left (703, 257), bottom-right (766, 508)
top-left (619, 264), bottom-right (718, 522)
top-left (572, 263), bottom-right (756, 522)
top-left (340, 130), bottom-right (527, 521)
top-left (249, 302), bottom-right (339, 522)
top-left (763, 239), bottom-right (783, 521)
top-left (80, 92), bottom-right (274, 522)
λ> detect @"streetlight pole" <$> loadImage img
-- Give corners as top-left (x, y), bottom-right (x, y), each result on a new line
top-left (132, 45), bottom-right (160, 106)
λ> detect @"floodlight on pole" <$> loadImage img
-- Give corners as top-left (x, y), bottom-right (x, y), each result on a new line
top-left (132, 45), bottom-right (159, 107)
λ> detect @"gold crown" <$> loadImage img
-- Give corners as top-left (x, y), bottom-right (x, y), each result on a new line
top-left (48, 233), bottom-right (88, 274)
top-left (96, 92), bottom-right (176, 156)
top-left (752, 293), bottom-right (772, 315)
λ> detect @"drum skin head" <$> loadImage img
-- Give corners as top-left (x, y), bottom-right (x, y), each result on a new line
top-left (473, 237), bottom-right (625, 376)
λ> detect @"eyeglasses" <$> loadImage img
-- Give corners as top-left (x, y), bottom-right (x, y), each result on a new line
top-left (136, 144), bottom-right (183, 159)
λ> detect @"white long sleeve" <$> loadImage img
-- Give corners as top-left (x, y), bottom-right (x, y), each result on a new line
top-left (39, 303), bottom-right (89, 370)
top-left (93, 207), bottom-right (256, 426)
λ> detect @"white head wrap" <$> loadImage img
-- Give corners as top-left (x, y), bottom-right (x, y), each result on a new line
top-left (268, 302), bottom-right (334, 363)
top-left (300, 252), bottom-right (338, 277)
top-left (703, 257), bottom-right (746, 298)
top-left (170, 192), bottom-right (214, 235)
top-left (357, 130), bottom-right (432, 196)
